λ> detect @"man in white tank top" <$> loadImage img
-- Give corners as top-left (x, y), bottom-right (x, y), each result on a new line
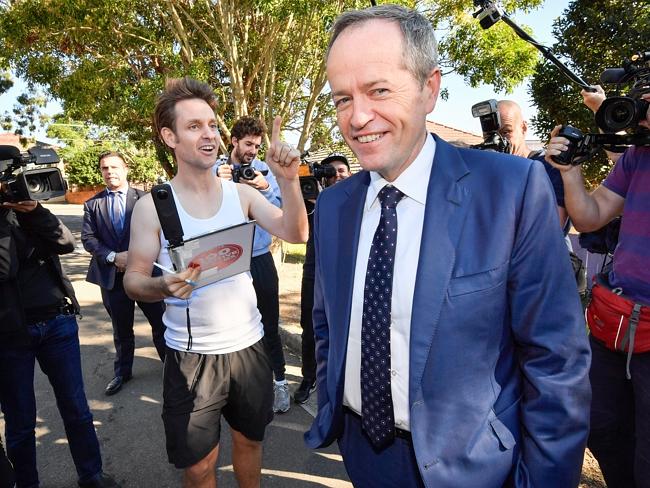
top-left (124, 77), bottom-right (308, 487)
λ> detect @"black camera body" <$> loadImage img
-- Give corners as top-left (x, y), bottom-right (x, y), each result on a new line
top-left (470, 99), bottom-right (511, 153)
top-left (231, 162), bottom-right (268, 183)
top-left (595, 52), bottom-right (650, 133)
top-left (297, 159), bottom-right (337, 200)
top-left (311, 162), bottom-right (336, 180)
top-left (0, 145), bottom-right (66, 203)
top-left (550, 126), bottom-right (586, 166)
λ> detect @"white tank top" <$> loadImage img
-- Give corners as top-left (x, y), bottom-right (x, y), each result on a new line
top-left (158, 180), bottom-right (263, 354)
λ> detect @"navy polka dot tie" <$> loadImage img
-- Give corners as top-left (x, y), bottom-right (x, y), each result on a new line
top-left (361, 184), bottom-right (404, 449)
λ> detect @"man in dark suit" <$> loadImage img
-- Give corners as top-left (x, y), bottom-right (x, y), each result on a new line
top-left (305, 5), bottom-right (591, 487)
top-left (82, 151), bottom-right (165, 395)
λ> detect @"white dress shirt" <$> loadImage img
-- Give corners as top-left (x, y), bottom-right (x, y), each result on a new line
top-left (343, 133), bottom-right (436, 431)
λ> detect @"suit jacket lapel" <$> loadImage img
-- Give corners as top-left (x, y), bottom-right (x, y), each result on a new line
top-left (333, 173), bottom-right (369, 395)
top-left (409, 136), bottom-right (471, 404)
top-left (98, 188), bottom-right (117, 237)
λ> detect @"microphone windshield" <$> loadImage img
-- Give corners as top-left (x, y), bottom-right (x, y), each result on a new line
top-left (0, 145), bottom-right (21, 161)
top-left (600, 68), bottom-right (626, 84)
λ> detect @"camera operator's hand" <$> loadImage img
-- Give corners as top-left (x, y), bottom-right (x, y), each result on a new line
top-left (217, 163), bottom-right (233, 181)
top-left (1, 200), bottom-right (38, 213)
top-left (545, 125), bottom-right (582, 173)
top-left (241, 170), bottom-right (270, 191)
top-left (114, 251), bottom-right (128, 272)
top-left (581, 85), bottom-right (606, 114)
top-left (265, 116), bottom-right (301, 180)
top-left (641, 93), bottom-right (650, 130)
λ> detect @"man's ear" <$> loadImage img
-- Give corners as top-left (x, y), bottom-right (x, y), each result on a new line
top-left (160, 127), bottom-right (177, 149)
top-left (231, 136), bottom-right (238, 147)
top-left (522, 119), bottom-right (528, 136)
top-left (423, 68), bottom-right (442, 113)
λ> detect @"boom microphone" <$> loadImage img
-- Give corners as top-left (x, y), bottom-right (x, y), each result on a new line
top-left (600, 68), bottom-right (627, 84)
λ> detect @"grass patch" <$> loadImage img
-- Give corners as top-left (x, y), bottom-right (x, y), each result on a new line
top-left (282, 242), bottom-right (306, 264)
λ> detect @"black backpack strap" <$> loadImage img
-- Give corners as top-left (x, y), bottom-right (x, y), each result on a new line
top-left (151, 184), bottom-right (184, 248)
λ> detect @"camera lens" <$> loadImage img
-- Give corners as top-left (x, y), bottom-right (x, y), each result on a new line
top-left (25, 174), bottom-right (48, 195)
top-left (596, 97), bottom-right (636, 133)
top-left (240, 166), bottom-right (256, 180)
top-left (299, 176), bottom-right (319, 200)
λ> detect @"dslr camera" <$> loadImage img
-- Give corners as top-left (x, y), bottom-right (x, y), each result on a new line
top-left (232, 162), bottom-right (268, 183)
top-left (471, 99), bottom-right (511, 153)
top-left (0, 145), bottom-right (66, 203)
top-left (297, 151), bottom-right (337, 200)
top-left (217, 154), bottom-right (269, 183)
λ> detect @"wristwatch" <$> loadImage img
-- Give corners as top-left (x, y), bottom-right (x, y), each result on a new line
top-left (106, 251), bottom-right (116, 264)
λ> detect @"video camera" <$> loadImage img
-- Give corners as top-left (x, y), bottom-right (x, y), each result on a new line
top-left (551, 53), bottom-right (650, 166)
top-left (0, 145), bottom-right (66, 203)
top-left (471, 2), bottom-right (650, 165)
top-left (595, 51), bottom-right (650, 133)
top-left (470, 99), bottom-right (511, 153)
top-left (297, 151), bottom-right (337, 200)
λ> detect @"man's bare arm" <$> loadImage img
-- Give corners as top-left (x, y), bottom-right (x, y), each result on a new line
top-left (239, 179), bottom-right (307, 244)
top-left (238, 116), bottom-right (308, 243)
top-left (123, 194), bottom-right (199, 302)
top-left (546, 131), bottom-right (624, 232)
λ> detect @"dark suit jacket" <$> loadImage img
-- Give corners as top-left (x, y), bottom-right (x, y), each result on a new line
top-left (305, 136), bottom-right (591, 487)
top-left (82, 187), bottom-right (144, 290)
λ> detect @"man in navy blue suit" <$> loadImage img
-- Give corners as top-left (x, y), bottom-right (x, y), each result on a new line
top-left (305, 5), bottom-right (591, 487)
top-left (82, 151), bottom-right (165, 396)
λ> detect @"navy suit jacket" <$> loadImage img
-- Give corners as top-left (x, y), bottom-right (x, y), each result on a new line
top-left (82, 187), bottom-right (144, 290)
top-left (305, 136), bottom-right (591, 487)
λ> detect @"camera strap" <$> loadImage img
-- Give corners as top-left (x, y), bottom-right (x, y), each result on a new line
top-left (151, 183), bottom-right (184, 248)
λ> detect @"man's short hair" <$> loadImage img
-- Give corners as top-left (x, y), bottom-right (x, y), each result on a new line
top-left (98, 150), bottom-right (126, 166)
top-left (230, 116), bottom-right (267, 141)
top-left (321, 152), bottom-right (350, 170)
top-left (153, 77), bottom-right (218, 153)
top-left (327, 4), bottom-right (438, 87)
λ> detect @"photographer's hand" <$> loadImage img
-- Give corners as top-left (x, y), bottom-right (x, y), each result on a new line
top-left (217, 163), bottom-right (233, 181)
top-left (242, 171), bottom-right (270, 191)
top-left (1, 200), bottom-right (38, 213)
top-left (545, 125), bottom-right (581, 173)
top-left (581, 85), bottom-right (606, 114)
top-left (640, 93), bottom-right (650, 130)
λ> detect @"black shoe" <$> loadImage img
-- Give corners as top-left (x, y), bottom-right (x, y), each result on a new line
top-left (294, 378), bottom-right (316, 404)
top-left (78, 472), bottom-right (121, 488)
top-left (104, 375), bottom-right (131, 396)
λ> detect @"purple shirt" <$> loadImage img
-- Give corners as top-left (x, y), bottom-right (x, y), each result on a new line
top-left (603, 145), bottom-right (650, 304)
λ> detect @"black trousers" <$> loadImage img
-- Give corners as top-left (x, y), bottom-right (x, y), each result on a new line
top-left (250, 252), bottom-right (285, 381)
top-left (300, 273), bottom-right (316, 382)
top-left (101, 273), bottom-right (166, 377)
top-left (588, 336), bottom-right (650, 488)
top-left (0, 433), bottom-right (14, 488)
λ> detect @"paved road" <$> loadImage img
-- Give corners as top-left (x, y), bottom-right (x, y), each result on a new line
top-left (0, 203), bottom-right (350, 487)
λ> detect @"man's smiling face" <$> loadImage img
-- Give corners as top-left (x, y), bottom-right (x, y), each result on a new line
top-left (327, 19), bottom-right (440, 181)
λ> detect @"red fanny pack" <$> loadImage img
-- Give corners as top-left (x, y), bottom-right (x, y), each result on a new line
top-left (587, 275), bottom-right (650, 378)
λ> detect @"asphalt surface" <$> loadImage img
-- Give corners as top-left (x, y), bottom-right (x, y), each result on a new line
top-left (0, 203), bottom-right (350, 488)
